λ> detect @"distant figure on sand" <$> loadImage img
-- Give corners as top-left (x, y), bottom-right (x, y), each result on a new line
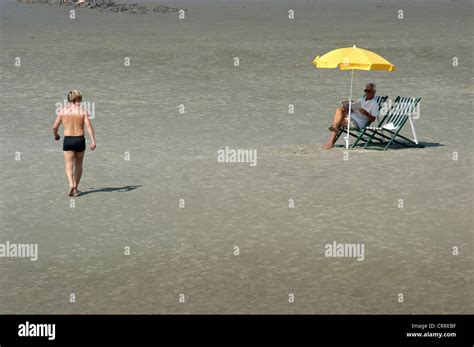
top-left (324, 83), bottom-right (379, 149)
top-left (53, 90), bottom-right (96, 196)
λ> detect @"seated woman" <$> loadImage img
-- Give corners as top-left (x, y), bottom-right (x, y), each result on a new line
top-left (324, 83), bottom-right (379, 149)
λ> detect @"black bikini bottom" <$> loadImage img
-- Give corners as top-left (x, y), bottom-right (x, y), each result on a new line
top-left (63, 136), bottom-right (85, 152)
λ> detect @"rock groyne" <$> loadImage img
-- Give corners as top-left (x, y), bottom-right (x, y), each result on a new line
top-left (17, 0), bottom-right (187, 15)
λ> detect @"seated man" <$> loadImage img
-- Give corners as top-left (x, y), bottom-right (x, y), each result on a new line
top-left (323, 83), bottom-right (379, 149)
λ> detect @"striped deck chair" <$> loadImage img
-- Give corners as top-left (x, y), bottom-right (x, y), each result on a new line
top-left (334, 95), bottom-right (388, 147)
top-left (359, 96), bottom-right (423, 151)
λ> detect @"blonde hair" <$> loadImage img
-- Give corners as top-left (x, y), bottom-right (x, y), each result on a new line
top-left (67, 90), bottom-right (82, 103)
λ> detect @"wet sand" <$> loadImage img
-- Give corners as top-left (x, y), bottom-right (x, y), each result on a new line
top-left (0, 0), bottom-right (472, 313)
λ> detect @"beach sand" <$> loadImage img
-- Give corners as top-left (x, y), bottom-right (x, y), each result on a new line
top-left (0, 0), bottom-right (472, 313)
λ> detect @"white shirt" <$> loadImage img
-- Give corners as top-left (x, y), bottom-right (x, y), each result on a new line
top-left (350, 97), bottom-right (380, 128)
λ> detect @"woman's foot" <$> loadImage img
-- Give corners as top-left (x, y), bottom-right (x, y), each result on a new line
top-left (323, 142), bottom-right (334, 149)
top-left (68, 186), bottom-right (76, 197)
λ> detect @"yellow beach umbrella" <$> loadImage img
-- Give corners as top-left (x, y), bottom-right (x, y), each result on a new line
top-left (313, 45), bottom-right (395, 148)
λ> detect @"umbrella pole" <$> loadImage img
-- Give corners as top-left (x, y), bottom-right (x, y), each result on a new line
top-left (345, 69), bottom-right (354, 149)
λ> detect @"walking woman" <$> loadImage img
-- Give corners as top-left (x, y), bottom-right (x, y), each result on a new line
top-left (53, 90), bottom-right (96, 196)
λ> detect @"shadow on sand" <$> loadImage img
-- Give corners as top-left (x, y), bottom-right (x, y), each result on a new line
top-left (77, 185), bottom-right (142, 197)
top-left (375, 141), bottom-right (443, 150)
top-left (347, 141), bottom-right (444, 150)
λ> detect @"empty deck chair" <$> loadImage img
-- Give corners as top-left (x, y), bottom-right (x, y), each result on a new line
top-left (359, 96), bottom-right (423, 150)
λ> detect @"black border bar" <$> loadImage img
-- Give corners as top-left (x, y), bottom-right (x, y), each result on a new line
top-left (0, 314), bottom-right (472, 345)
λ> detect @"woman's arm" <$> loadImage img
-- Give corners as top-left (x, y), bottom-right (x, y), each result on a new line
top-left (53, 113), bottom-right (62, 140)
top-left (84, 112), bottom-right (96, 150)
top-left (359, 108), bottom-right (376, 123)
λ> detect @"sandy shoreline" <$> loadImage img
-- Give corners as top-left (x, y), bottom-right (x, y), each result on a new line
top-left (0, 0), bottom-right (472, 313)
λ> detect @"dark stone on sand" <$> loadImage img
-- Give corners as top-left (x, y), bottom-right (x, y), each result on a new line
top-left (17, 0), bottom-right (187, 15)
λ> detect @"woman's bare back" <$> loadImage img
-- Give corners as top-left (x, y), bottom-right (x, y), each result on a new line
top-left (58, 104), bottom-right (86, 136)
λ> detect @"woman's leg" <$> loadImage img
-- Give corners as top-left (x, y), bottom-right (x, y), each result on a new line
top-left (64, 151), bottom-right (76, 195)
top-left (324, 107), bottom-right (349, 149)
top-left (74, 151), bottom-right (85, 190)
